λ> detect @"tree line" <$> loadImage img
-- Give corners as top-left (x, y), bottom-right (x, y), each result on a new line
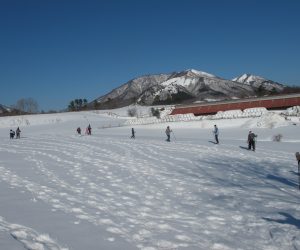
top-left (68, 98), bottom-right (88, 111)
top-left (7, 98), bottom-right (90, 115)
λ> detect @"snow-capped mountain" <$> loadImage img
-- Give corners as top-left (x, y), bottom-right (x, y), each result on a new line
top-left (93, 69), bottom-right (286, 108)
top-left (232, 74), bottom-right (284, 92)
top-left (0, 104), bottom-right (24, 116)
top-left (0, 104), bottom-right (13, 116)
top-left (92, 73), bottom-right (172, 108)
top-left (138, 69), bottom-right (255, 105)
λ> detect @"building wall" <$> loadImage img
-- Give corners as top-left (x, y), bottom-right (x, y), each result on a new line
top-left (171, 95), bottom-right (300, 116)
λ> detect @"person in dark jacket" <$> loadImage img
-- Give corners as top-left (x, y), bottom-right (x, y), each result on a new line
top-left (131, 128), bottom-right (135, 139)
top-left (10, 129), bottom-right (15, 139)
top-left (87, 124), bottom-right (91, 135)
top-left (296, 152), bottom-right (300, 165)
top-left (248, 130), bottom-right (257, 151)
top-left (77, 127), bottom-right (81, 135)
top-left (213, 125), bottom-right (219, 144)
top-left (165, 126), bottom-right (172, 142)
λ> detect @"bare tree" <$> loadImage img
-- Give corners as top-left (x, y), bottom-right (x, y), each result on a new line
top-left (15, 98), bottom-right (39, 114)
top-left (127, 107), bottom-right (137, 117)
top-left (15, 99), bottom-right (26, 113)
top-left (151, 107), bottom-right (160, 118)
top-left (26, 98), bottom-right (39, 113)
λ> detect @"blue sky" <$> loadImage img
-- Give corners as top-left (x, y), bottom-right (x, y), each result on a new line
top-left (1, 0), bottom-right (299, 111)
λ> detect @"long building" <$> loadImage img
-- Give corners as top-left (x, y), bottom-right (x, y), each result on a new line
top-left (171, 93), bottom-right (300, 116)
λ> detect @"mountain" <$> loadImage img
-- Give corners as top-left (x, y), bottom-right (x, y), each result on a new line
top-left (0, 104), bottom-right (24, 116)
top-left (92, 73), bottom-right (172, 109)
top-left (232, 74), bottom-right (284, 93)
top-left (92, 69), bottom-right (286, 108)
top-left (0, 104), bottom-right (13, 116)
top-left (137, 69), bottom-right (256, 105)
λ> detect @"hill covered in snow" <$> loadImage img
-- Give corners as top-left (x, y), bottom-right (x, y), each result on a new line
top-left (232, 73), bottom-right (284, 92)
top-left (92, 69), bottom-right (287, 109)
top-left (0, 104), bottom-right (21, 116)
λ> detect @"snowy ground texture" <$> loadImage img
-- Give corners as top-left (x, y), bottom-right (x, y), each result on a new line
top-left (0, 109), bottom-right (300, 250)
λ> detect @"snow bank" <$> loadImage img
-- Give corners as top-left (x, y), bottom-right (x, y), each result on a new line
top-left (213, 107), bottom-right (268, 120)
top-left (0, 111), bottom-right (127, 129)
top-left (0, 114), bottom-right (65, 128)
top-left (245, 112), bottom-right (288, 129)
top-left (126, 107), bottom-right (271, 126)
top-left (0, 217), bottom-right (68, 250)
top-left (282, 106), bottom-right (300, 116)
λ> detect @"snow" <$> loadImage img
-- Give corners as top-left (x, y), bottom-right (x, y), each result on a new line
top-left (187, 69), bottom-right (216, 78)
top-left (283, 106), bottom-right (300, 116)
top-left (232, 73), bottom-right (249, 82)
top-left (232, 74), bottom-right (284, 91)
top-left (232, 74), bottom-right (265, 84)
top-left (0, 109), bottom-right (300, 250)
top-left (159, 77), bottom-right (201, 93)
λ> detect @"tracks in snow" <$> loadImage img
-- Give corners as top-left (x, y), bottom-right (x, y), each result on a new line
top-left (0, 135), bottom-right (299, 250)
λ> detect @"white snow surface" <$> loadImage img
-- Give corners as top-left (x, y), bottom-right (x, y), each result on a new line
top-left (0, 110), bottom-right (300, 250)
top-left (184, 69), bottom-right (216, 78)
top-left (232, 74), bottom-right (265, 83)
top-left (232, 74), bottom-right (284, 91)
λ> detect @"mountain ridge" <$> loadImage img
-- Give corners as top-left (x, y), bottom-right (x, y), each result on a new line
top-left (232, 73), bottom-right (284, 91)
top-left (92, 69), bottom-right (285, 109)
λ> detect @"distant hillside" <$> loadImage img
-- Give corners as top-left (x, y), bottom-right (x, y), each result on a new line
top-left (91, 69), bottom-right (288, 109)
top-left (0, 104), bottom-right (15, 116)
top-left (0, 104), bottom-right (27, 117)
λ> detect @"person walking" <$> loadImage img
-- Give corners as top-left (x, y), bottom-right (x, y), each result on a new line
top-left (131, 128), bottom-right (135, 139)
top-left (296, 152), bottom-right (300, 165)
top-left (87, 124), bottom-right (92, 135)
top-left (77, 127), bottom-right (81, 135)
top-left (295, 152), bottom-right (300, 190)
top-left (165, 126), bottom-right (172, 142)
top-left (213, 125), bottom-right (219, 144)
top-left (16, 127), bottom-right (21, 139)
top-left (248, 130), bottom-right (257, 151)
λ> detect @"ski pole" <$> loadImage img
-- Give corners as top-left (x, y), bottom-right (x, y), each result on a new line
top-left (83, 114), bottom-right (90, 123)
top-left (298, 162), bottom-right (300, 190)
top-left (172, 131), bottom-right (177, 141)
top-left (295, 152), bottom-right (300, 190)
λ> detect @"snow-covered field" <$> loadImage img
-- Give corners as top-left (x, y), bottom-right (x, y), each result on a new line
top-left (0, 110), bottom-right (300, 250)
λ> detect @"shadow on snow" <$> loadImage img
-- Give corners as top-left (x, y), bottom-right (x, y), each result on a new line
top-left (263, 212), bottom-right (300, 229)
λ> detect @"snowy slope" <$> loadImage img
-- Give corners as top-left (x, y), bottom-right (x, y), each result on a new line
top-left (232, 73), bottom-right (284, 91)
top-left (93, 70), bottom-right (288, 108)
top-left (93, 74), bottom-right (172, 108)
top-left (137, 69), bottom-right (256, 105)
top-left (94, 69), bottom-right (260, 108)
top-left (0, 111), bottom-right (300, 250)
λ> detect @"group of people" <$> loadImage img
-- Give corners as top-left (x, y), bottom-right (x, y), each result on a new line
top-left (76, 124), bottom-right (92, 135)
top-left (130, 124), bottom-right (258, 151)
top-left (130, 126), bottom-right (173, 142)
top-left (9, 127), bottom-right (21, 139)
top-left (212, 125), bottom-right (257, 151)
top-left (9, 123), bottom-right (257, 152)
